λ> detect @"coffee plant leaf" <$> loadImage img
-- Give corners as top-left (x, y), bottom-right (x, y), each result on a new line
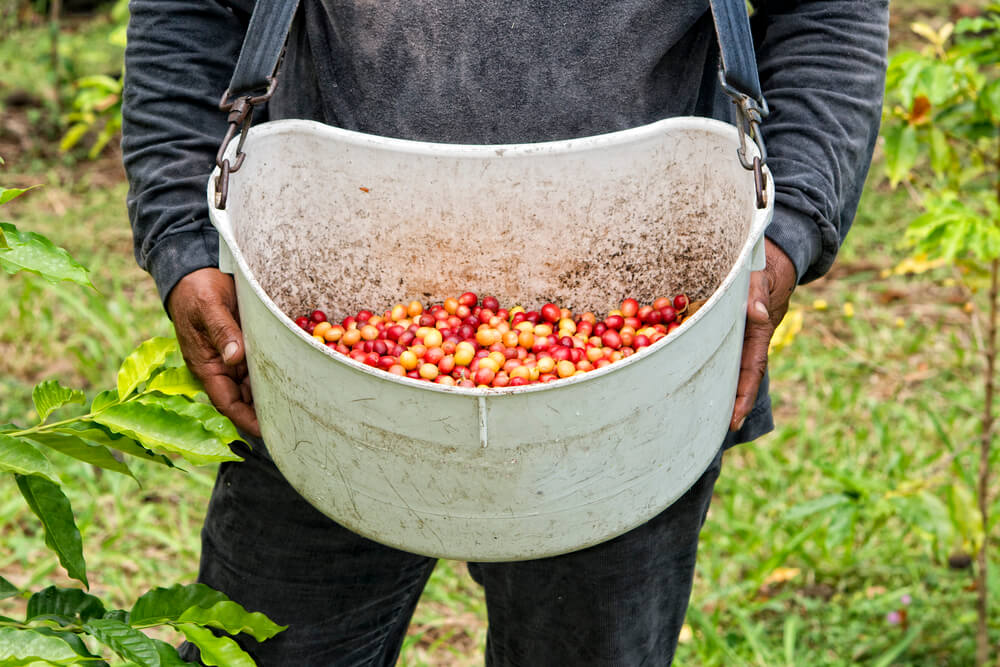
top-left (15, 475), bottom-right (87, 588)
top-left (0, 186), bottom-right (40, 206)
top-left (117, 338), bottom-right (177, 400)
top-left (146, 366), bottom-right (203, 398)
top-left (130, 584), bottom-right (229, 627)
top-left (91, 390), bottom-right (119, 413)
top-left (92, 402), bottom-right (241, 466)
top-left (31, 381), bottom-right (86, 425)
top-left (0, 576), bottom-right (17, 600)
top-left (28, 626), bottom-right (107, 664)
top-left (883, 123), bottom-right (919, 188)
top-left (136, 394), bottom-right (242, 447)
top-left (148, 638), bottom-right (197, 667)
top-left (0, 434), bottom-right (58, 483)
top-left (174, 623), bottom-right (255, 667)
top-left (26, 587), bottom-right (106, 624)
top-left (0, 222), bottom-right (92, 288)
top-left (0, 627), bottom-right (82, 665)
top-left (82, 618), bottom-right (159, 666)
top-left (22, 432), bottom-right (136, 482)
top-left (176, 602), bottom-right (287, 642)
top-left (57, 423), bottom-right (176, 469)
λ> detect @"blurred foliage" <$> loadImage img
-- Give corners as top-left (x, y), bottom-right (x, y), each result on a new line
top-left (60, 0), bottom-right (126, 159)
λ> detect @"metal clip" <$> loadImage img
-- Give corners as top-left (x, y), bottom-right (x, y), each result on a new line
top-left (214, 77), bottom-right (278, 209)
top-left (719, 71), bottom-right (769, 210)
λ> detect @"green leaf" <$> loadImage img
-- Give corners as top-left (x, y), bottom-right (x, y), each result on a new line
top-left (920, 62), bottom-right (956, 105)
top-left (130, 585), bottom-right (229, 627)
top-left (0, 232), bottom-right (7, 250)
top-left (927, 126), bottom-right (952, 176)
top-left (91, 390), bottom-right (119, 413)
top-left (0, 186), bottom-right (41, 206)
top-left (0, 576), bottom-right (18, 600)
top-left (15, 475), bottom-right (88, 588)
top-left (117, 338), bottom-right (178, 400)
top-left (56, 423), bottom-right (176, 469)
top-left (82, 618), bottom-right (159, 666)
top-left (31, 381), bottom-right (85, 424)
top-left (146, 367), bottom-right (203, 397)
top-left (137, 394), bottom-right (242, 446)
top-left (0, 434), bottom-right (58, 483)
top-left (76, 74), bottom-right (122, 92)
top-left (979, 79), bottom-right (1000, 124)
top-left (883, 124), bottom-right (919, 188)
top-left (59, 123), bottom-right (89, 153)
top-left (0, 222), bottom-right (92, 287)
top-left (174, 624), bottom-right (254, 667)
top-left (26, 587), bottom-right (105, 623)
top-left (29, 626), bottom-right (107, 664)
top-left (177, 602), bottom-right (285, 642)
top-left (20, 431), bottom-right (136, 481)
top-left (149, 638), bottom-right (196, 667)
top-left (102, 609), bottom-right (129, 624)
top-left (0, 627), bottom-right (81, 665)
top-left (93, 402), bottom-right (241, 466)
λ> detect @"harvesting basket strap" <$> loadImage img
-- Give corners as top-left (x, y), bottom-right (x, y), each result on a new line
top-left (709, 0), bottom-right (770, 208)
top-left (213, 0), bottom-right (768, 209)
top-left (214, 0), bottom-right (301, 209)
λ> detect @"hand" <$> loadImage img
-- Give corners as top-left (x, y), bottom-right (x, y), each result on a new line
top-left (730, 239), bottom-right (797, 432)
top-left (167, 268), bottom-right (261, 437)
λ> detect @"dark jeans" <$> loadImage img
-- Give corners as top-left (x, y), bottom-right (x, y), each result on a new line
top-left (179, 440), bottom-right (723, 666)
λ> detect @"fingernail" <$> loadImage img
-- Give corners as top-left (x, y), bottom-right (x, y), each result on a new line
top-left (754, 301), bottom-right (768, 316)
top-left (223, 342), bottom-right (238, 362)
top-left (736, 416), bottom-right (747, 431)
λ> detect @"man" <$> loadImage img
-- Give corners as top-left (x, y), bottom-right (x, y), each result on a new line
top-left (122, 1), bottom-right (889, 663)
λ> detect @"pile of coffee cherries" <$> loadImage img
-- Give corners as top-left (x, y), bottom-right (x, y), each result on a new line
top-left (293, 292), bottom-right (694, 388)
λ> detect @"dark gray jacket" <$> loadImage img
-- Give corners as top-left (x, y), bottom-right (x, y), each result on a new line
top-left (121, 0), bottom-right (889, 444)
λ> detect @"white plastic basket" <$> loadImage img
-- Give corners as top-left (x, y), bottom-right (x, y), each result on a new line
top-left (208, 116), bottom-right (772, 560)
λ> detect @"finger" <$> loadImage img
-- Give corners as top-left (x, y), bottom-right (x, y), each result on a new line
top-left (202, 372), bottom-right (260, 437)
top-left (746, 269), bottom-right (770, 325)
top-left (731, 271), bottom-right (773, 431)
top-left (200, 302), bottom-right (246, 366)
top-left (239, 375), bottom-right (253, 405)
top-left (730, 321), bottom-right (771, 431)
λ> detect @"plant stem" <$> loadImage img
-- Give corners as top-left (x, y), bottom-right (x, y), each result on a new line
top-left (976, 138), bottom-right (1000, 667)
top-left (12, 413), bottom-right (96, 438)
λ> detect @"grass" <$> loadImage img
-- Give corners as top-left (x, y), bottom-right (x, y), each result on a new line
top-left (2, 2), bottom-right (1000, 664)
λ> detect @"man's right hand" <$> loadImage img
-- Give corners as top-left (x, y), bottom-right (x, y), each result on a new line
top-left (167, 268), bottom-right (261, 437)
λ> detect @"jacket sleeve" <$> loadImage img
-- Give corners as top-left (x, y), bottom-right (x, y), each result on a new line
top-left (752, 0), bottom-right (889, 284)
top-left (121, 0), bottom-right (253, 306)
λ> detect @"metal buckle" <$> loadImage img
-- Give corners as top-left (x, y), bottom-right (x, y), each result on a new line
top-left (214, 77), bottom-right (278, 209)
top-left (718, 71), bottom-right (769, 210)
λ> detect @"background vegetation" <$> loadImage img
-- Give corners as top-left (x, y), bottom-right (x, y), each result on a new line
top-left (1, 0), bottom-right (997, 664)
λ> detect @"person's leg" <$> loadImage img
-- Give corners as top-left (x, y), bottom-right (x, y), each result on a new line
top-left (468, 448), bottom-right (723, 666)
top-left (178, 441), bottom-right (436, 666)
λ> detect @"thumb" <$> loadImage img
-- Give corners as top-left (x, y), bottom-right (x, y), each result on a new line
top-left (202, 303), bottom-right (245, 365)
top-left (747, 270), bottom-right (770, 324)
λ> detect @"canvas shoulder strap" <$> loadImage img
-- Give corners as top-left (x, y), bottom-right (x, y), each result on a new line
top-left (214, 0), bottom-right (768, 209)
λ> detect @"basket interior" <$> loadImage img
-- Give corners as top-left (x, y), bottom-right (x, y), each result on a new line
top-left (225, 121), bottom-right (756, 321)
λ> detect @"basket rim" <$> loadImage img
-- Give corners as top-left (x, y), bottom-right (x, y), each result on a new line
top-left (208, 115), bottom-right (774, 396)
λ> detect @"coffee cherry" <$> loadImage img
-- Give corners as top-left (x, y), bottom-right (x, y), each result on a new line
top-left (299, 291), bottom-right (697, 386)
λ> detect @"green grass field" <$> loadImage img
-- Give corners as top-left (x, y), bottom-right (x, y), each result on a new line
top-left (2, 3), bottom-right (998, 664)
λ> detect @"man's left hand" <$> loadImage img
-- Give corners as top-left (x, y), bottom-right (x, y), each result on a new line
top-left (730, 238), bottom-right (797, 432)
